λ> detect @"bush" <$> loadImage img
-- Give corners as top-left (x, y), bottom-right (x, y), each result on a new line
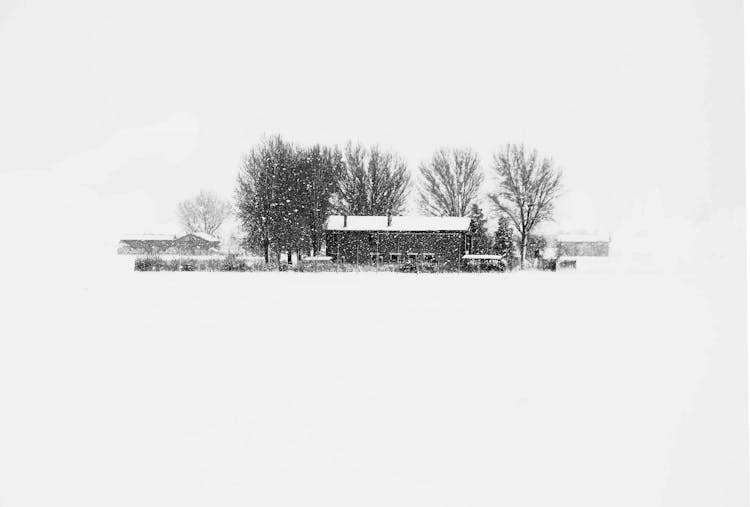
top-left (135, 254), bottom-right (254, 272)
top-left (135, 256), bottom-right (461, 273)
top-left (135, 256), bottom-right (168, 271)
top-left (220, 254), bottom-right (248, 271)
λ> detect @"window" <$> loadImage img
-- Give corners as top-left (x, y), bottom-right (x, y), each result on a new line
top-left (407, 253), bottom-right (418, 262)
top-left (423, 253), bottom-right (435, 262)
top-left (390, 253), bottom-right (401, 262)
top-left (370, 252), bottom-right (383, 263)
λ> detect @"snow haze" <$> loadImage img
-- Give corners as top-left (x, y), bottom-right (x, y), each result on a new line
top-left (0, 2), bottom-right (746, 507)
top-left (0, 0), bottom-right (743, 265)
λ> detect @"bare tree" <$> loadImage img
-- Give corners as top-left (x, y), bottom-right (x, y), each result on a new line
top-left (236, 136), bottom-right (341, 263)
top-left (418, 148), bottom-right (483, 216)
top-left (236, 135), bottom-right (296, 263)
top-left (298, 144), bottom-right (343, 255)
top-left (177, 190), bottom-right (232, 236)
top-left (333, 142), bottom-right (410, 215)
top-left (488, 144), bottom-right (562, 269)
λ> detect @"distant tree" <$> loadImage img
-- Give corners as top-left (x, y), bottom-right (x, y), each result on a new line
top-left (468, 204), bottom-right (490, 254)
top-left (488, 144), bottom-right (562, 269)
top-left (177, 190), bottom-right (232, 236)
top-left (493, 216), bottom-right (515, 261)
top-left (334, 142), bottom-right (410, 215)
top-left (418, 148), bottom-right (483, 217)
top-left (225, 228), bottom-right (245, 255)
top-left (526, 234), bottom-right (547, 262)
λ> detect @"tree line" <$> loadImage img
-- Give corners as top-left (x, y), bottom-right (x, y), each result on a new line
top-left (230, 134), bottom-right (562, 267)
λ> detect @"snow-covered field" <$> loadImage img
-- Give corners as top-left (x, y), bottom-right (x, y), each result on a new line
top-left (0, 258), bottom-right (745, 507)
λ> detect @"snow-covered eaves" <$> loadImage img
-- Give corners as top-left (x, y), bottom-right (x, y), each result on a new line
top-left (326, 215), bottom-right (471, 232)
top-left (120, 234), bottom-right (176, 242)
top-left (185, 232), bottom-right (220, 243)
top-left (462, 254), bottom-right (505, 260)
top-left (303, 256), bottom-right (333, 261)
top-left (557, 234), bottom-right (610, 243)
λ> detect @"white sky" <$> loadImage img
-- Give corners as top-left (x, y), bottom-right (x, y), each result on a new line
top-left (0, 0), bottom-right (743, 254)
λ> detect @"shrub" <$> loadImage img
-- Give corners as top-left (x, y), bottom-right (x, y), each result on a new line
top-left (135, 255), bottom-right (168, 271)
top-left (220, 254), bottom-right (248, 271)
top-left (134, 256), bottom-right (461, 273)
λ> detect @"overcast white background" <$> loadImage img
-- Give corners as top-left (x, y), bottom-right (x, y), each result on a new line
top-left (0, 0), bottom-right (744, 262)
top-left (0, 1), bottom-right (746, 507)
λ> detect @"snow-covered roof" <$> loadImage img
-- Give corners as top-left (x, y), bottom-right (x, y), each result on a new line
top-left (120, 233), bottom-right (176, 242)
top-left (557, 233), bottom-right (610, 243)
top-left (462, 254), bottom-right (505, 260)
top-left (326, 215), bottom-right (471, 232)
top-left (185, 232), bottom-right (220, 243)
top-left (542, 247), bottom-right (558, 260)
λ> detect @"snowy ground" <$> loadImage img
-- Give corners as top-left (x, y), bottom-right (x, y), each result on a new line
top-left (0, 257), bottom-right (745, 507)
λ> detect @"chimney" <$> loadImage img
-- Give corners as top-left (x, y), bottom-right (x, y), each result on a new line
top-left (387, 213), bottom-right (392, 227)
top-left (343, 214), bottom-right (348, 228)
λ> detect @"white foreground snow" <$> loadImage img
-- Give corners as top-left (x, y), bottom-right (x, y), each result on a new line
top-left (0, 258), bottom-right (745, 507)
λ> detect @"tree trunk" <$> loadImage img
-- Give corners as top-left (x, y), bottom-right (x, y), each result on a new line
top-left (519, 233), bottom-right (527, 270)
top-left (263, 238), bottom-right (270, 264)
top-left (311, 230), bottom-right (320, 256)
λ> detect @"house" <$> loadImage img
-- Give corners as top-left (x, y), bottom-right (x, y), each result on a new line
top-left (324, 215), bottom-right (471, 269)
top-left (117, 234), bottom-right (176, 254)
top-left (169, 233), bottom-right (220, 255)
top-left (117, 232), bottom-right (220, 255)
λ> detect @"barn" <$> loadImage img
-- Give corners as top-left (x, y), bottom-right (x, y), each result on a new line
top-left (117, 233), bottom-right (220, 255)
top-left (555, 233), bottom-right (611, 271)
top-left (324, 215), bottom-right (471, 269)
top-left (556, 234), bottom-right (610, 256)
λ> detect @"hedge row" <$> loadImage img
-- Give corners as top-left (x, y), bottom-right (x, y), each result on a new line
top-left (133, 256), bottom-right (458, 273)
top-left (134, 255), bottom-right (262, 272)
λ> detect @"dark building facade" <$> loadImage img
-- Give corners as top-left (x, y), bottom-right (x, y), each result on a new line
top-left (118, 234), bottom-right (176, 254)
top-left (556, 234), bottom-right (610, 257)
top-left (171, 233), bottom-right (221, 254)
top-left (324, 215), bottom-right (471, 269)
top-left (118, 233), bottom-right (220, 255)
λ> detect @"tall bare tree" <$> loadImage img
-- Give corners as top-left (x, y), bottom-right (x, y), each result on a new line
top-left (418, 148), bottom-right (483, 216)
top-left (488, 144), bottom-right (562, 269)
top-left (177, 190), bottom-right (232, 236)
top-left (236, 135), bottom-right (297, 263)
top-left (298, 144), bottom-right (343, 255)
top-left (236, 136), bottom-right (342, 262)
top-left (333, 142), bottom-right (410, 215)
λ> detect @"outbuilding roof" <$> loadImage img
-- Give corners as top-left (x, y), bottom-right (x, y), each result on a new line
top-left (557, 234), bottom-right (610, 243)
top-left (183, 232), bottom-right (220, 243)
top-left (326, 215), bottom-right (471, 232)
top-left (120, 234), bottom-right (176, 242)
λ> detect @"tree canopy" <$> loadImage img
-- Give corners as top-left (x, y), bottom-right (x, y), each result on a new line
top-left (333, 142), bottom-right (410, 215)
top-left (488, 144), bottom-right (562, 268)
top-left (418, 148), bottom-right (482, 217)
